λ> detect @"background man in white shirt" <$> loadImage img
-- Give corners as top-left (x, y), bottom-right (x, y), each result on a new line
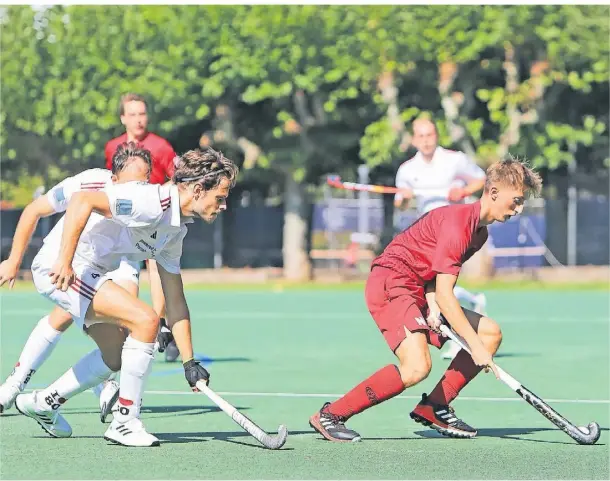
top-left (394, 118), bottom-right (488, 360)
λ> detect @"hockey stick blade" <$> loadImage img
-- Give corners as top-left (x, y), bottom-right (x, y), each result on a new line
top-left (196, 381), bottom-right (288, 449)
top-left (515, 383), bottom-right (600, 445)
top-left (438, 325), bottom-right (600, 445)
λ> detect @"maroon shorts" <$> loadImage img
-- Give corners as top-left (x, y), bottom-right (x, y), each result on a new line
top-left (365, 266), bottom-right (447, 352)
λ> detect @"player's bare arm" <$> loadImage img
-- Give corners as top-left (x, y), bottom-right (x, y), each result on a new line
top-left (157, 263), bottom-right (210, 390)
top-left (0, 196), bottom-right (56, 288)
top-left (394, 188), bottom-right (414, 210)
top-left (464, 178), bottom-right (485, 196)
top-left (449, 177), bottom-right (486, 202)
top-left (51, 191), bottom-right (112, 291)
top-left (423, 281), bottom-right (442, 333)
top-left (435, 273), bottom-right (499, 378)
top-left (157, 264), bottom-right (192, 360)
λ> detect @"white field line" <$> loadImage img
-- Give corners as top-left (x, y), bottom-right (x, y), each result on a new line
top-left (131, 390), bottom-right (609, 404)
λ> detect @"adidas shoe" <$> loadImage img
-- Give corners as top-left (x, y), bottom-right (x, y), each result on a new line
top-left (99, 380), bottom-right (120, 423)
top-left (14, 392), bottom-right (72, 438)
top-left (0, 379), bottom-right (23, 413)
top-left (309, 402), bottom-right (361, 442)
top-left (410, 393), bottom-right (477, 438)
top-left (104, 418), bottom-right (160, 447)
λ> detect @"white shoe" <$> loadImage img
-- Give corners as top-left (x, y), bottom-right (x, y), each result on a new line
top-left (441, 340), bottom-right (462, 360)
top-left (99, 380), bottom-right (120, 423)
top-left (473, 293), bottom-right (487, 315)
top-left (104, 418), bottom-right (160, 447)
top-left (15, 391), bottom-right (72, 438)
top-left (0, 379), bottom-right (23, 413)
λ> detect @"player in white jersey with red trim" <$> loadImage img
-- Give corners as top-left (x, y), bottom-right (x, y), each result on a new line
top-left (394, 118), bottom-right (487, 360)
top-left (12, 143), bottom-right (238, 447)
top-left (0, 147), bottom-right (159, 418)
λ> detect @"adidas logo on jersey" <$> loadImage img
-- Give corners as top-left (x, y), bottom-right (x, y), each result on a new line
top-left (150, 231), bottom-right (157, 240)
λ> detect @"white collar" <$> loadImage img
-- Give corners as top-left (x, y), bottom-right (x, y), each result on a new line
top-left (415, 146), bottom-right (442, 164)
top-left (160, 184), bottom-right (191, 228)
top-left (169, 184), bottom-right (182, 227)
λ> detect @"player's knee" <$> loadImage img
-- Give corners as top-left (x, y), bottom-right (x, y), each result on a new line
top-left (398, 356), bottom-right (432, 387)
top-left (48, 308), bottom-right (74, 332)
top-left (131, 309), bottom-right (160, 340)
top-left (480, 317), bottom-right (502, 351)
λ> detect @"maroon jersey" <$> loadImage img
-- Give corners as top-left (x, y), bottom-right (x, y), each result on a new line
top-left (373, 201), bottom-right (488, 283)
top-left (105, 132), bottom-right (176, 185)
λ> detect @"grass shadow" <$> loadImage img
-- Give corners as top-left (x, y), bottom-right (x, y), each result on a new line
top-left (414, 426), bottom-right (608, 445)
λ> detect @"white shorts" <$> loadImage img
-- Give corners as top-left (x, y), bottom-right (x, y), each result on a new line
top-left (31, 254), bottom-right (141, 330)
top-left (108, 258), bottom-right (141, 286)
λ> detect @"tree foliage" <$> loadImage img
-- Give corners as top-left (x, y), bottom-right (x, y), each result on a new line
top-left (2, 5), bottom-right (607, 184)
top-left (1, 5), bottom-right (608, 274)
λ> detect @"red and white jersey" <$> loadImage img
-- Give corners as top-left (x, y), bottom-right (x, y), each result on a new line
top-left (395, 147), bottom-right (485, 215)
top-left (40, 169), bottom-right (189, 275)
top-left (43, 168), bottom-right (113, 253)
top-left (46, 168), bottom-right (113, 214)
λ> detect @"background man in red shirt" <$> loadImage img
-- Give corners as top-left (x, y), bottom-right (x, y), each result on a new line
top-left (105, 93), bottom-right (179, 362)
top-left (309, 157), bottom-right (543, 442)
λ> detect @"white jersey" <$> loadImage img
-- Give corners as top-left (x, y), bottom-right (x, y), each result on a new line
top-left (40, 170), bottom-right (189, 275)
top-left (43, 169), bottom-right (139, 277)
top-left (395, 146), bottom-right (485, 215)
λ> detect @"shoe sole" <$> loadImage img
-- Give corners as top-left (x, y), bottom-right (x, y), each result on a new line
top-left (410, 411), bottom-right (476, 439)
top-left (100, 387), bottom-right (120, 424)
top-left (104, 435), bottom-right (160, 447)
top-left (15, 399), bottom-right (69, 439)
top-left (308, 414), bottom-right (361, 443)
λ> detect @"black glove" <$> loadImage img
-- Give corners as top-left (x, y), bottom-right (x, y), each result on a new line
top-left (156, 318), bottom-right (174, 353)
top-left (183, 359), bottom-right (210, 390)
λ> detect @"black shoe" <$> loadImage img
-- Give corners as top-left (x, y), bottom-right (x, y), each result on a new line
top-left (164, 340), bottom-right (179, 362)
top-left (410, 393), bottom-right (477, 438)
top-left (309, 402), bottom-right (361, 442)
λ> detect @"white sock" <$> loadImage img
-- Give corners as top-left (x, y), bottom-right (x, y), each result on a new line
top-left (114, 336), bottom-right (155, 423)
top-left (453, 286), bottom-right (478, 306)
top-left (8, 316), bottom-right (62, 387)
top-left (37, 350), bottom-right (113, 411)
top-left (91, 371), bottom-right (119, 398)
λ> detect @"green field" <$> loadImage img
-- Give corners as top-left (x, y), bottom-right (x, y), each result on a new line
top-left (1, 287), bottom-right (608, 479)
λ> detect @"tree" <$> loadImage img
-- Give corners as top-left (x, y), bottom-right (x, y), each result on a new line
top-left (1, 5), bottom-right (608, 276)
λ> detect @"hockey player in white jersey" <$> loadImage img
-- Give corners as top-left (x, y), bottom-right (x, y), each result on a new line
top-left (0, 146), bottom-right (156, 418)
top-left (394, 118), bottom-right (488, 360)
top-left (12, 143), bottom-right (238, 447)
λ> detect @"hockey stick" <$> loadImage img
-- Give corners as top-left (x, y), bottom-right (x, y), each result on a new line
top-left (438, 324), bottom-right (600, 445)
top-left (327, 175), bottom-right (400, 194)
top-left (196, 381), bottom-right (288, 449)
top-left (326, 175), bottom-right (454, 198)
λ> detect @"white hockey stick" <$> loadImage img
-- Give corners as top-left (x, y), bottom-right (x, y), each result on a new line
top-left (196, 381), bottom-right (288, 449)
top-left (439, 324), bottom-right (600, 445)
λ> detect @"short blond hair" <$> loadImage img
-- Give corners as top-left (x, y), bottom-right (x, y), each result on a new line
top-left (485, 155), bottom-right (543, 197)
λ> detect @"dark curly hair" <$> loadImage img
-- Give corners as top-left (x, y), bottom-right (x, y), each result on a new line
top-left (172, 147), bottom-right (238, 191)
top-left (111, 142), bottom-right (152, 178)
